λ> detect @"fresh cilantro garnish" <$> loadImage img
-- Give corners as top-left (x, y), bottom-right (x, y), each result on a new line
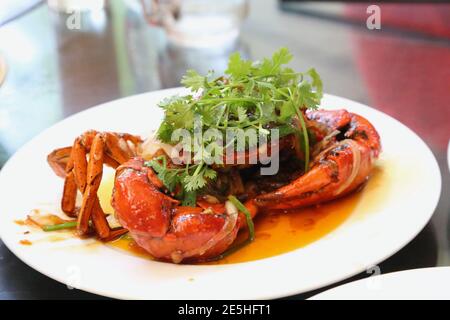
top-left (148, 48), bottom-right (323, 206)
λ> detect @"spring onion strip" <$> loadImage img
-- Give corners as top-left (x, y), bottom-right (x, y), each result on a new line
top-left (42, 221), bottom-right (77, 232)
top-left (297, 110), bottom-right (310, 172)
top-left (287, 88), bottom-right (310, 172)
top-left (228, 195), bottom-right (255, 241)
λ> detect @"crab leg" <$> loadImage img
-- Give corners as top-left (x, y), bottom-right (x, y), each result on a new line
top-left (60, 137), bottom-right (87, 217)
top-left (48, 130), bottom-right (142, 240)
top-left (104, 133), bottom-right (142, 163)
top-left (104, 132), bottom-right (134, 164)
top-left (73, 141), bottom-right (111, 238)
top-left (255, 143), bottom-right (355, 209)
top-left (61, 171), bottom-right (78, 216)
top-left (72, 137), bottom-right (88, 192)
top-left (255, 110), bottom-right (381, 210)
top-left (91, 198), bottom-right (110, 239)
top-left (47, 146), bottom-right (72, 178)
top-left (59, 144), bottom-right (77, 216)
top-left (104, 154), bottom-right (120, 168)
top-left (100, 227), bottom-right (129, 242)
top-left (77, 133), bottom-right (104, 235)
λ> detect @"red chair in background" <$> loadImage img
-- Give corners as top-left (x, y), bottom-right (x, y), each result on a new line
top-left (345, 4), bottom-right (450, 150)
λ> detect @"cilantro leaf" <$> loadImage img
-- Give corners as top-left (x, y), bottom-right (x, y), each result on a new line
top-left (203, 167), bottom-right (217, 180)
top-left (279, 100), bottom-right (296, 121)
top-left (181, 69), bottom-right (206, 91)
top-left (271, 47), bottom-right (293, 72)
top-left (255, 47), bottom-right (293, 76)
top-left (225, 52), bottom-right (252, 79)
top-left (183, 170), bottom-right (207, 191)
top-left (307, 68), bottom-right (323, 95)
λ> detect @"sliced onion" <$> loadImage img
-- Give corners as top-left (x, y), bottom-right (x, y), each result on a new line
top-left (203, 195), bottom-right (220, 204)
top-left (141, 135), bottom-right (174, 160)
top-left (225, 200), bottom-right (239, 217)
top-left (334, 139), bottom-right (361, 195)
top-left (27, 213), bottom-right (69, 228)
top-left (312, 130), bottom-right (340, 157)
top-left (106, 214), bottom-right (122, 229)
top-left (141, 135), bottom-right (192, 164)
top-left (118, 138), bottom-right (129, 155)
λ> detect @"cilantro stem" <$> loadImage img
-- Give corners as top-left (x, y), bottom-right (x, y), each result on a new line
top-left (193, 162), bottom-right (204, 176)
top-left (256, 102), bottom-right (265, 120)
top-left (223, 106), bottom-right (230, 130)
top-left (253, 72), bottom-right (302, 79)
top-left (228, 195), bottom-right (255, 242)
top-left (215, 104), bottom-right (227, 127)
top-left (199, 97), bottom-right (263, 104)
top-left (224, 136), bottom-right (236, 149)
top-left (42, 221), bottom-right (77, 232)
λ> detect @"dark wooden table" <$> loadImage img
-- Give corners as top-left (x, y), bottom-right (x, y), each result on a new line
top-left (0, 0), bottom-right (449, 299)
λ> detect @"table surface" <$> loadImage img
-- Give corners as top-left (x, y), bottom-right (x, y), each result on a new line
top-left (0, 0), bottom-right (449, 299)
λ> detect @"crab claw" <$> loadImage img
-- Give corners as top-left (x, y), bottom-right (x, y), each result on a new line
top-left (112, 158), bottom-right (240, 263)
top-left (255, 110), bottom-right (381, 210)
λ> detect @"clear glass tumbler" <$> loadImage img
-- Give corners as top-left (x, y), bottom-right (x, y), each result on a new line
top-left (140, 0), bottom-right (249, 48)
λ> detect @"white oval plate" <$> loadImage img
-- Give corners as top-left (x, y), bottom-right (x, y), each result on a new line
top-left (0, 88), bottom-right (441, 300)
top-left (310, 267), bottom-right (450, 300)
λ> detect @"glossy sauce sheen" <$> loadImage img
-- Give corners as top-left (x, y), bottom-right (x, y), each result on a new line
top-left (101, 164), bottom-right (387, 264)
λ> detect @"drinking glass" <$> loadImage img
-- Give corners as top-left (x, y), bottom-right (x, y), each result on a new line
top-left (140, 0), bottom-right (249, 47)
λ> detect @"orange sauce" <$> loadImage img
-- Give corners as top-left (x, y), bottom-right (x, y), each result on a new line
top-left (210, 195), bottom-right (357, 264)
top-left (19, 239), bottom-right (32, 246)
top-left (14, 220), bottom-right (26, 226)
top-left (110, 236), bottom-right (154, 259)
top-left (102, 163), bottom-right (389, 264)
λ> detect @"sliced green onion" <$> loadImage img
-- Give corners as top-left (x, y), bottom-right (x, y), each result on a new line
top-left (228, 195), bottom-right (255, 241)
top-left (290, 101), bottom-right (310, 172)
top-left (297, 111), bottom-right (310, 172)
top-left (42, 221), bottom-right (77, 232)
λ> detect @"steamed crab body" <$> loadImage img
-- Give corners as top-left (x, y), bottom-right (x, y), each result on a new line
top-left (110, 109), bottom-right (380, 263)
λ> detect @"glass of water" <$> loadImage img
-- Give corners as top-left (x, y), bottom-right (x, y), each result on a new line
top-left (141, 0), bottom-right (249, 48)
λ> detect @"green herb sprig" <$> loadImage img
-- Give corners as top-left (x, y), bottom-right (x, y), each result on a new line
top-left (42, 221), bottom-right (77, 232)
top-left (148, 48), bottom-right (323, 205)
top-left (228, 195), bottom-right (255, 241)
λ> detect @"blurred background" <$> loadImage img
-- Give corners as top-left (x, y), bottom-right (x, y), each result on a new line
top-left (0, 0), bottom-right (449, 299)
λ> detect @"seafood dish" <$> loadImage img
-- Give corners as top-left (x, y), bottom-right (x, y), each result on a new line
top-left (45, 48), bottom-right (381, 263)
